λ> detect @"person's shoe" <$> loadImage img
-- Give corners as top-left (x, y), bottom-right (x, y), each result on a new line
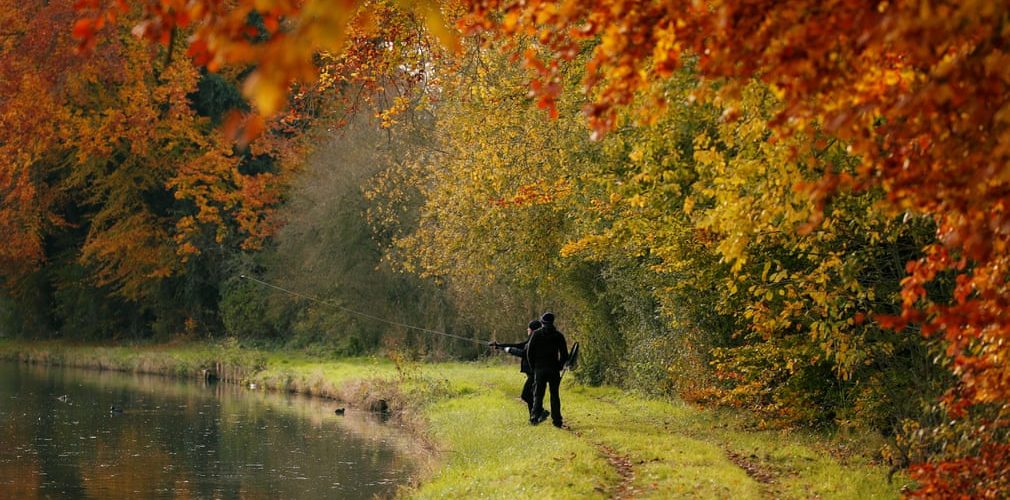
top-left (530, 410), bottom-right (549, 425)
top-left (552, 421), bottom-right (564, 429)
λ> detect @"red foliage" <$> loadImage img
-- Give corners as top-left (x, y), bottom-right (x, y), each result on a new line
top-left (908, 443), bottom-right (1010, 499)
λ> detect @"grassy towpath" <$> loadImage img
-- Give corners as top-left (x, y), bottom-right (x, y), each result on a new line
top-left (0, 341), bottom-right (906, 498)
top-left (406, 364), bottom-right (902, 499)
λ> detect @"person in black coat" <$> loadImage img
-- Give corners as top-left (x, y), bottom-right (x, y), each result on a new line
top-left (526, 312), bottom-right (569, 428)
top-left (490, 319), bottom-right (540, 415)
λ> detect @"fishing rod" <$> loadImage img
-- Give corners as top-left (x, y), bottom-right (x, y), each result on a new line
top-left (239, 274), bottom-right (491, 346)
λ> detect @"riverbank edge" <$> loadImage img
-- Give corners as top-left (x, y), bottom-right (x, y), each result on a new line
top-left (0, 341), bottom-right (446, 481)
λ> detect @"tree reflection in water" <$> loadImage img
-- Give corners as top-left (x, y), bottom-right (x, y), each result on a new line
top-left (0, 363), bottom-right (422, 499)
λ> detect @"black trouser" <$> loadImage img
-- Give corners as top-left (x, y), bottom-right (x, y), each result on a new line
top-left (520, 374), bottom-right (534, 413)
top-left (531, 369), bottom-right (562, 424)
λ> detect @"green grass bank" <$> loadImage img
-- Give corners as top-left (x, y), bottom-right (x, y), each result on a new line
top-left (0, 340), bottom-right (908, 498)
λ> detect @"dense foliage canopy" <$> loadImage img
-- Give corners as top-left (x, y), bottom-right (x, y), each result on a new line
top-left (4, 0), bottom-right (1010, 494)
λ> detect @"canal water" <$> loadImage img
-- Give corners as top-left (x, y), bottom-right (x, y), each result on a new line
top-left (0, 362), bottom-right (422, 499)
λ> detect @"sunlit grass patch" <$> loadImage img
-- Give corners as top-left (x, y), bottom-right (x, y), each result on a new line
top-left (415, 392), bottom-right (614, 499)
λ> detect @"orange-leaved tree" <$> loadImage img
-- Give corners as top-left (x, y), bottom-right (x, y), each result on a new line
top-left (0, 0), bottom-right (74, 279)
top-left (0, 0), bottom-right (298, 314)
top-left (73, 0), bottom-right (459, 117)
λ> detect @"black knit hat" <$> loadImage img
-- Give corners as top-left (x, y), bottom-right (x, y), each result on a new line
top-left (528, 320), bottom-right (542, 330)
top-left (541, 312), bottom-right (555, 324)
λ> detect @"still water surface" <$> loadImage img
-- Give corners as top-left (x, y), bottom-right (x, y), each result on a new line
top-left (0, 362), bottom-right (421, 499)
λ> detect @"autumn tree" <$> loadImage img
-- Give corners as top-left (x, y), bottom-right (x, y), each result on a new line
top-left (0, 0), bottom-right (300, 337)
top-left (0, 0), bottom-right (74, 280)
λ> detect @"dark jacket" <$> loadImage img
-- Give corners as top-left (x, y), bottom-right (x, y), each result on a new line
top-left (526, 324), bottom-right (568, 373)
top-left (498, 339), bottom-right (531, 374)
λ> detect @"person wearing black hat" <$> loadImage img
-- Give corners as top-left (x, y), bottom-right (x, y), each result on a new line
top-left (490, 319), bottom-right (541, 415)
top-left (526, 311), bottom-right (569, 428)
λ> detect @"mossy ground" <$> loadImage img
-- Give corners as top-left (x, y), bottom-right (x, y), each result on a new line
top-left (0, 340), bottom-right (907, 498)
